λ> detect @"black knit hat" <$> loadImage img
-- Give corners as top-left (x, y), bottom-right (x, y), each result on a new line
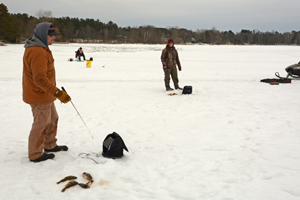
top-left (48, 24), bottom-right (60, 35)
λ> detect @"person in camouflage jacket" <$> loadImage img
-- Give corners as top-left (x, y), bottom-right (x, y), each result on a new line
top-left (161, 39), bottom-right (182, 91)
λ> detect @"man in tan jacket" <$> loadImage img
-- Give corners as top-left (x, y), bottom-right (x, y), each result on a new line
top-left (23, 22), bottom-right (71, 162)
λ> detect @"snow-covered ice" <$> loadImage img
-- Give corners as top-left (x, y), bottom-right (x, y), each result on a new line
top-left (0, 43), bottom-right (300, 200)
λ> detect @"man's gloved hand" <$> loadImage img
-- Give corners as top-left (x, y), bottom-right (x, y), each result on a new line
top-left (179, 67), bottom-right (182, 71)
top-left (54, 90), bottom-right (71, 103)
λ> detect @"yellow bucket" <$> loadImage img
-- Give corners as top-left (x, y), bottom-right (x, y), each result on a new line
top-left (86, 60), bottom-right (92, 68)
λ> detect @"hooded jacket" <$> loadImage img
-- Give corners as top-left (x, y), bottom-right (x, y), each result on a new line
top-left (22, 22), bottom-right (58, 104)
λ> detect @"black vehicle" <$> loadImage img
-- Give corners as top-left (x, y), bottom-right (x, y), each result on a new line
top-left (285, 62), bottom-right (300, 78)
top-left (274, 62), bottom-right (300, 79)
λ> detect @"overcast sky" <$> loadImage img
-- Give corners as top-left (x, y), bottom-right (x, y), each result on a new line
top-left (2, 0), bottom-right (300, 33)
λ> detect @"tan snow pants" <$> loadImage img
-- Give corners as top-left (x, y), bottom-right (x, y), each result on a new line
top-left (28, 102), bottom-right (58, 160)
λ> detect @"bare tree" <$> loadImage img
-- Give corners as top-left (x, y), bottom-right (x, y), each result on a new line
top-left (35, 9), bottom-right (53, 22)
top-left (143, 31), bottom-right (151, 43)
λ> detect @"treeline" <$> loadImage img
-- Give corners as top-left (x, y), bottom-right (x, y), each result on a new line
top-left (1, 3), bottom-right (300, 45)
top-left (0, 3), bottom-right (21, 43)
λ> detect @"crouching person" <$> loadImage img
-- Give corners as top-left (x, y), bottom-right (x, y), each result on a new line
top-left (76, 47), bottom-right (86, 61)
top-left (23, 22), bottom-right (71, 162)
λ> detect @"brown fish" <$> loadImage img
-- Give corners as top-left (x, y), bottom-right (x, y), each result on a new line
top-left (57, 176), bottom-right (77, 184)
top-left (83, 172), bottom-right (94, 184)
top-left (61, 180), bottom-right (78, 192)
top-left (86, 181), bottom-right (93, 186)
top-left (78, 183), bottom-right (90, 189)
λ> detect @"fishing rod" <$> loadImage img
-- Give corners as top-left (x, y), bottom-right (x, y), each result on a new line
top-left (102, 60), bottom-right (110, 68)
top-left (61, 87), bottom-right (94, 139)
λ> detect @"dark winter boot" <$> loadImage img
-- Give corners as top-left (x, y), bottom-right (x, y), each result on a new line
top-left (166, 87), bottom-right (174, 91)
top-left (44, 145), bottom-right (68, 152)
top-left (30, 153), bottom-right (55, 162)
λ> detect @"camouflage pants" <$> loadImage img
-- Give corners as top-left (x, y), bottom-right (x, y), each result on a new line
top-left (164, 68), bottom-right (179, 89)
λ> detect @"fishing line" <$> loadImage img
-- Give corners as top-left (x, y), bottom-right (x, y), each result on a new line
top-left (61, 87), bottom-right (94, 139)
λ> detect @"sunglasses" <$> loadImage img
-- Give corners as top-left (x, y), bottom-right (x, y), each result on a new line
top-left (48, 35), bottom-right (55, 38)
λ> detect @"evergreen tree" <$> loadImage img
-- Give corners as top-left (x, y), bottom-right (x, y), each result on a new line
top-left (9, 14), bottom-right (20, 42)
top-left (137, 30), bottom-right (143, 43)
top-left (291, 31), bottom-right (298, 44)
top-left (0, 3), bottom-right (12, 41)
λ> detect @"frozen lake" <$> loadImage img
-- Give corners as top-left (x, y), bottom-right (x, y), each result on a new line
top-left (0, 43), bottom-right (300, 200)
